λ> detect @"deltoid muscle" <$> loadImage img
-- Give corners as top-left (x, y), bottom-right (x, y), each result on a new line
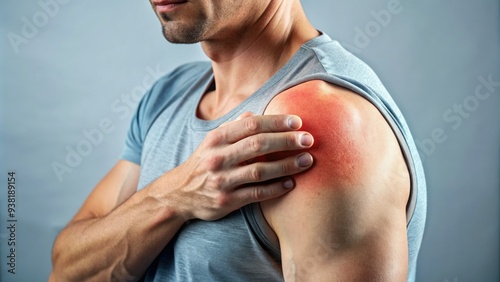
top-left (261, 80), bottom-right (368, 190)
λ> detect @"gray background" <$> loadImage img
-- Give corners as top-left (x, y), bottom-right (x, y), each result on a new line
top-left (0, 0), bottom-right (498, 281)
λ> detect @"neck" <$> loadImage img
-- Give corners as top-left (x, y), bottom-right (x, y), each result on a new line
top-left (199, 1), bottom-right (318, 119)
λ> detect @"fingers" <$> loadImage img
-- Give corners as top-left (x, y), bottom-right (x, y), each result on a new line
top-left (225, 131), bottom-right (314, 166)
top-left (231, 152), bottom-right (313, 204)
top-left (215, 114), bottom-right (303, 144)
top-left (231, 177), bottom-right (296, 205)
top-left (224, 153), bottom-right (314, 188)
top-left (185, 113), bottom-right (314, 221)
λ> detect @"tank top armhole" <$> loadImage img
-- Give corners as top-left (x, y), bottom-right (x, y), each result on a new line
top-left (272, 74), bottom-right (418, 226)
top-left (242, 204), bottom-right (281, 259)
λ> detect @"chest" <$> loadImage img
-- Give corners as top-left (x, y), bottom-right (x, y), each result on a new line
top-left (137, 82), bottom-right (283, 280)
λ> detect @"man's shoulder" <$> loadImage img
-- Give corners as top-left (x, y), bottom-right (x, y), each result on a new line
top-left (260, 80), bottom-right (410, 280)
top-left (265, 79), bottom-right (403, 186)
top-left (140, 61), bottom-right (211, 110)
top-left (303, 36), bottom-right (389, 97)
top-left (130, 61), bottom-right (211, 136)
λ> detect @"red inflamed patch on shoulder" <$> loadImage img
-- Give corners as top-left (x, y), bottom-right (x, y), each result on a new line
top-left (263, 80), bottom-right (374, 189)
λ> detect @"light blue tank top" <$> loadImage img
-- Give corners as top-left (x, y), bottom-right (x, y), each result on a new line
top-left (122, 33), bottom-right (427, 282)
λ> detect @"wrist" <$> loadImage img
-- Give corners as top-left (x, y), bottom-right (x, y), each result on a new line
top-left (138, 174), bottom-right (194, 224)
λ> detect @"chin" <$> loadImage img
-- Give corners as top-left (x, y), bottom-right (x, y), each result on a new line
top-left (161, 26), bottom-right (204, 44)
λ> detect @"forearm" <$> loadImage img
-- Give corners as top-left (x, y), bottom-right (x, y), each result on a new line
top-left (51, 114), bottom-right (313, 281)
top-left (51, 185), bottom-right (186, 282)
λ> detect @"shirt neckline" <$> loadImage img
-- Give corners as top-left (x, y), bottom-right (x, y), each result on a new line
top-left (189, 32), bottom-right (332, 131)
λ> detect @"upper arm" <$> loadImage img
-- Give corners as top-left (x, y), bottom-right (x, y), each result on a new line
top-left (260, 81), bottom-right (410, 281)
top-left (71, 160), bottom-right (141, 223)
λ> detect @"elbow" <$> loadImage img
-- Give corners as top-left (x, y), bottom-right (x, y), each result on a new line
top-left (50, 234), bottom-right (67, 282)
top-left (51, 229), bottom-right (81, 282)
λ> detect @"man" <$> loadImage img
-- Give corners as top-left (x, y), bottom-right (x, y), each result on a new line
top-left (51, 0), bottom-right (426, 281)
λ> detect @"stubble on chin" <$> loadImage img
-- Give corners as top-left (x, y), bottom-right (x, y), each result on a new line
top-left (159, 11), bottom-right (208, 44)
top-left (161, 26), bottom-right (203, 44)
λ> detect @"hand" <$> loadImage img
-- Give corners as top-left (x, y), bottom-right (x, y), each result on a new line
top-left (164, 113), bottom-right (314, 221)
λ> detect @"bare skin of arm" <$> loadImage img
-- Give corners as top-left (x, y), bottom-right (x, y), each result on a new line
top-left (261, 81), bottom-right (410, 281)
top-left (50, 114), bottom-right (315, 282)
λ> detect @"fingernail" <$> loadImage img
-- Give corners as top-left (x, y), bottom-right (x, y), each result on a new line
top-left (300, 134), bottom-right (314, 147)
top-left (283, 178), bottom-right (295, 189)
top-left (297, 153), bottom-right (313, 167)
top-left (288, 116), bottom-right (301, 129)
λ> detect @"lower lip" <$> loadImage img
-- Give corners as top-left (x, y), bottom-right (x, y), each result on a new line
top-left (156, 2), bottom-right (186, 13)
